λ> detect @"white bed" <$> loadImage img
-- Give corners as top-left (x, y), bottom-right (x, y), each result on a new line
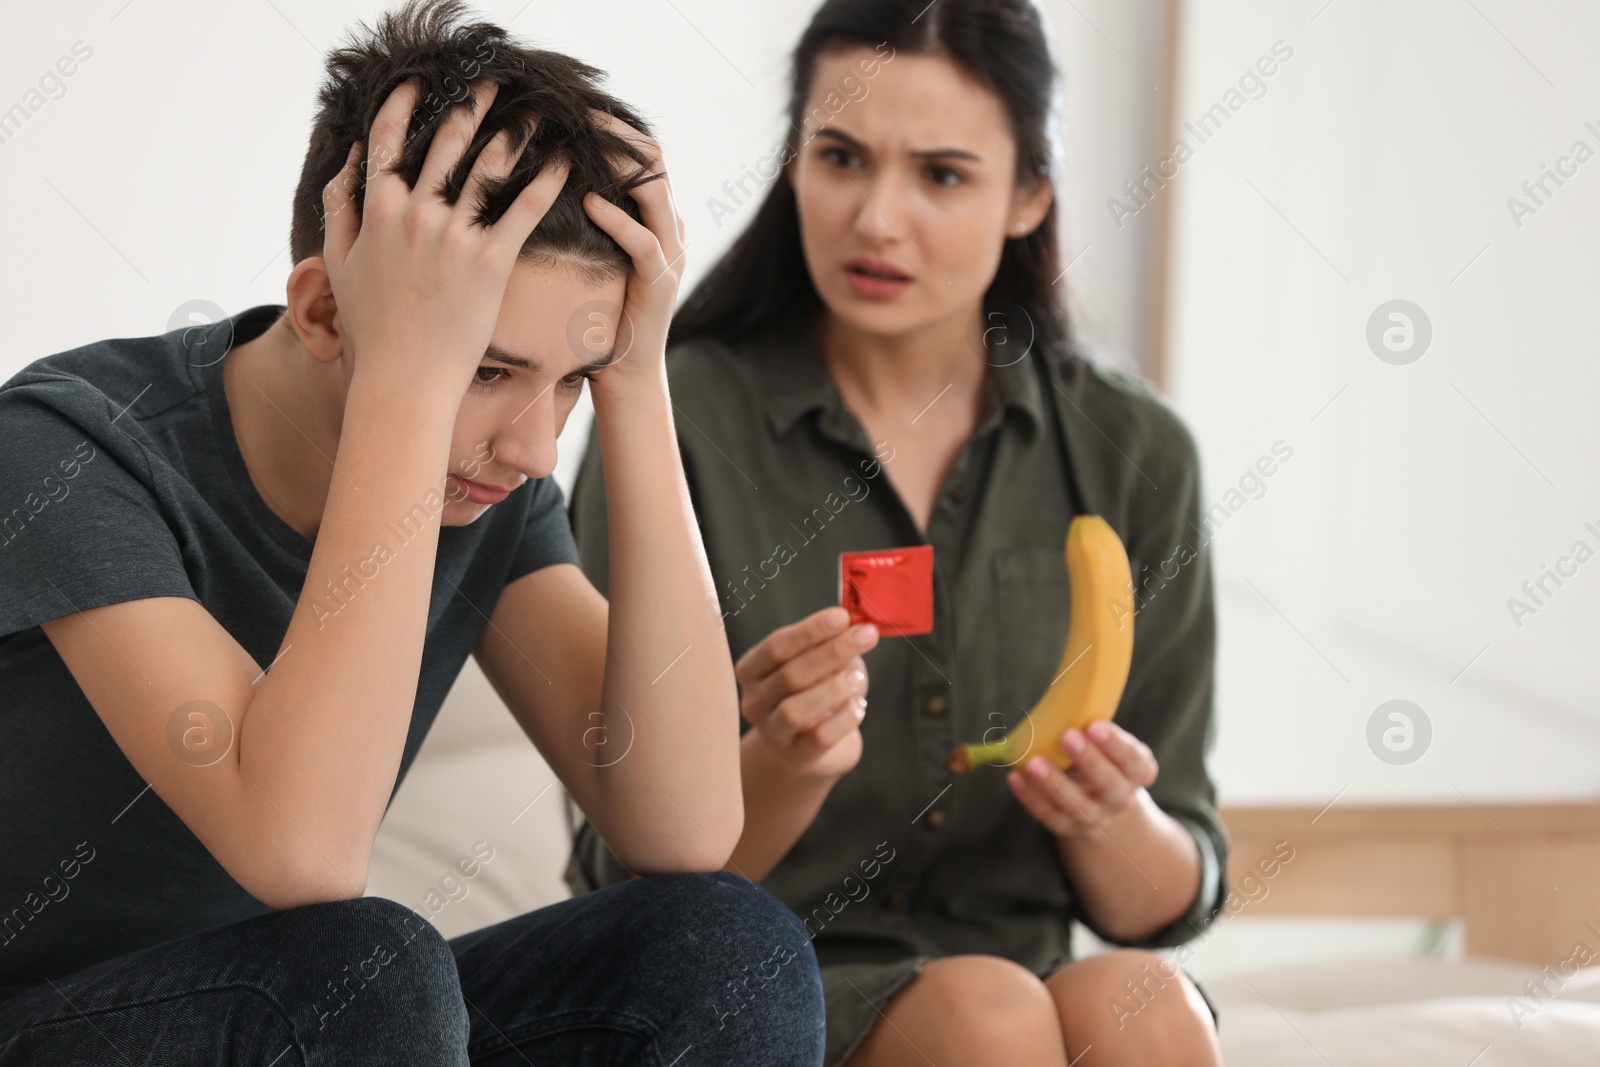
top-left (1209, 958), bottom-right (1600, 1065)
top-left (1210, 803), bottom-right (1600, 1064)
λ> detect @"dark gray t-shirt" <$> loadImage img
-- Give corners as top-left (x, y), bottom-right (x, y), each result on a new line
top-left (0, 303), bottom-right (580, 986)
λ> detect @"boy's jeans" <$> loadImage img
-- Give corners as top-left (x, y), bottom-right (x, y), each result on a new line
top-left (0, 870), bottom-right (825, 1065)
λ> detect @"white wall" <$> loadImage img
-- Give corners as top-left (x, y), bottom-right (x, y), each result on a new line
top-left (1164, 0), bottom-right (1600, 804)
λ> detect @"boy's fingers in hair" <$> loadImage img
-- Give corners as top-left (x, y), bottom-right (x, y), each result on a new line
top-left (586, 106), bottom-right (661, 166)
top-left (321, 140), bottom-right (364, 268)
top-left (582, 193), bottom-right (669, 284)
top-left (418, 78), bottom-right (499, 204)
top-left (493, 154), bottom-right (570, 248)
top-left (672, 188), bottom-right (687, 248)
top-left (455, 125), bottom-right (517, 224)
top-left (627, 170), bottom-right (685, 275)
top-left (585, 107), bottom-right (684, 257)
top-left (365, 76), bottom-right (423, 201)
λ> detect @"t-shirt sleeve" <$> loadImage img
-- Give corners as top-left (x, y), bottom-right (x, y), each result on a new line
top-left (503, 474), bottom-right (582, 586)
top-left (0, 385), bottom-right (197, 640)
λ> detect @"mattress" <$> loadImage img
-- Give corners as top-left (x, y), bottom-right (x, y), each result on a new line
top-left (1207, 957), bottom-right (1600, 1065)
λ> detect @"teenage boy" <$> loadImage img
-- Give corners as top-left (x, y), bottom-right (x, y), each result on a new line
top-left (0, 2), bottom-right (824, 1062)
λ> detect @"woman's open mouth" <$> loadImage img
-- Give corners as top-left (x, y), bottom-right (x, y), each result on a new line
top-left (844, 256), bottom-right (913, 300)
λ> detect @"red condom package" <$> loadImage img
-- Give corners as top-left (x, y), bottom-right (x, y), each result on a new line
top-left (838, 545), bottom-right (935, 636)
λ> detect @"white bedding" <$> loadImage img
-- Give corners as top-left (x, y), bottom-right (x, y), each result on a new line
top-left (1208, 958), bottom-right (1600, 1066)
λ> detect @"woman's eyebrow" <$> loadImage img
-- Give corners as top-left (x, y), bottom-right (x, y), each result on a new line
top-left (912, 147), bottom-right (982, 162)
top-left (813, 126), bottom-right (982, 162)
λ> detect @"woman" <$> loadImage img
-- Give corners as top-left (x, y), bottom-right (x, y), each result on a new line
top-left (566, 1), bottom-right (1225, 1063)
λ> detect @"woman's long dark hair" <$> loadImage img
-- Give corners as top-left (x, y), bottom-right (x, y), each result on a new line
top-left (668, 0), bottom-right (1082, 377)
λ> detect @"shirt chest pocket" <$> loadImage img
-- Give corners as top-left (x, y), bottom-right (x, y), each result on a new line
top-left (991, 546), bottom-right (1074, 722)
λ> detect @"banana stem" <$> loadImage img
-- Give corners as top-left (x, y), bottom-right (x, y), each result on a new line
top-left (946, 738), bottom-right (1015, 776)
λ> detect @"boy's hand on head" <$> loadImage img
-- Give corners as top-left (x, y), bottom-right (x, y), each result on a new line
top-left (578, 109), bottom-right (686, 396)
top-left (321, 75), bottom-right (570, 396)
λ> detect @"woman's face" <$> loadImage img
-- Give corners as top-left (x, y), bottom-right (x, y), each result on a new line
top-left (790, 47), bottom-right (1052, 341)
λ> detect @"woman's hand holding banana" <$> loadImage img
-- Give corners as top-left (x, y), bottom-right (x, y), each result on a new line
top-left (1006, 720), bottom-right (1158, 837)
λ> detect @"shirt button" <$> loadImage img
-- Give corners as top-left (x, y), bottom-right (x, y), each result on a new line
top-left (924, 695), bottom-right (947, 716)
top-left (883, 890), bottom-right (907, 911)
top-left (950, 487), bottom-right (967, 504)
top-left (926, 808), bottom-right (947, 830)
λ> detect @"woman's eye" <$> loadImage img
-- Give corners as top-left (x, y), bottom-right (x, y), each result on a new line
top-left (822, 146), bottom-right (860, 169)
top-left (471, 367), bottom-right (510, 391)
top-left (927, 165), bottom-right (963, 187)
top-left (559, 372), bottom-right (593, 393)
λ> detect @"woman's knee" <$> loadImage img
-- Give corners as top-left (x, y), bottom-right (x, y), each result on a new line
top-left (1045, 949), bottom-right (1219, 1066)
top-left (849, 956), bottom-right (1065, 1066)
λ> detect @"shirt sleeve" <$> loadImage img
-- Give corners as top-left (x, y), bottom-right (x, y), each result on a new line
top-left (1075, 397), bottom-right (1228, 950)
top-left (503, 474), bottom-right (582, 586)
top-left (0, 384), bottom-right (197, 640)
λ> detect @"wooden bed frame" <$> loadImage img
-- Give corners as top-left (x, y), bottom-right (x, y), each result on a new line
top-left (1220, 803), bottom-right (1600, 968)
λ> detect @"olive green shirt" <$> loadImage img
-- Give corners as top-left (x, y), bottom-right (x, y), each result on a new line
top-left (563, 309), bottom-right (1226, 976)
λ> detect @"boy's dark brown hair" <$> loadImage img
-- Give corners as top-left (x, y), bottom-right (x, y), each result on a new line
top-left (289, 0), bottom-right (657, 284)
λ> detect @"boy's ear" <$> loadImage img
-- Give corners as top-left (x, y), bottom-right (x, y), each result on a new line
top-left (283, 257), bottom-right (346, 367)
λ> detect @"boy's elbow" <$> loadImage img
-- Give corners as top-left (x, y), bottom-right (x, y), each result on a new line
top-left (676, 837), bottom-right (742, 875)
top-left (689, 805), bottom-right (744, 871)
top-left (617, 811), bottom-right (744, 876)
top-left (246, 848), bottom-right (370, 911)
top-left (622, 845), bottom-right (732, 876)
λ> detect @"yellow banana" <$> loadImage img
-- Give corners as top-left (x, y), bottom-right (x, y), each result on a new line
top-left (946, 515), bottom-right (1135, 775)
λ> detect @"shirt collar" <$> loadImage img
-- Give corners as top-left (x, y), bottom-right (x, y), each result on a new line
top-left (746, 310), bottom-right (1047, 440)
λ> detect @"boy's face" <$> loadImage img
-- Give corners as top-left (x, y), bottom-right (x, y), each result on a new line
top-left (438, 259), bottom-right (626, 524)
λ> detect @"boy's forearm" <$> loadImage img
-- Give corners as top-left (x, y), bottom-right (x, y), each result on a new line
top-left (588, 368), bottom-right (743, 870)
top-left (722, 730), bottom-right (836, 883)
top-left (237, 373), bottom-right (461, 892)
